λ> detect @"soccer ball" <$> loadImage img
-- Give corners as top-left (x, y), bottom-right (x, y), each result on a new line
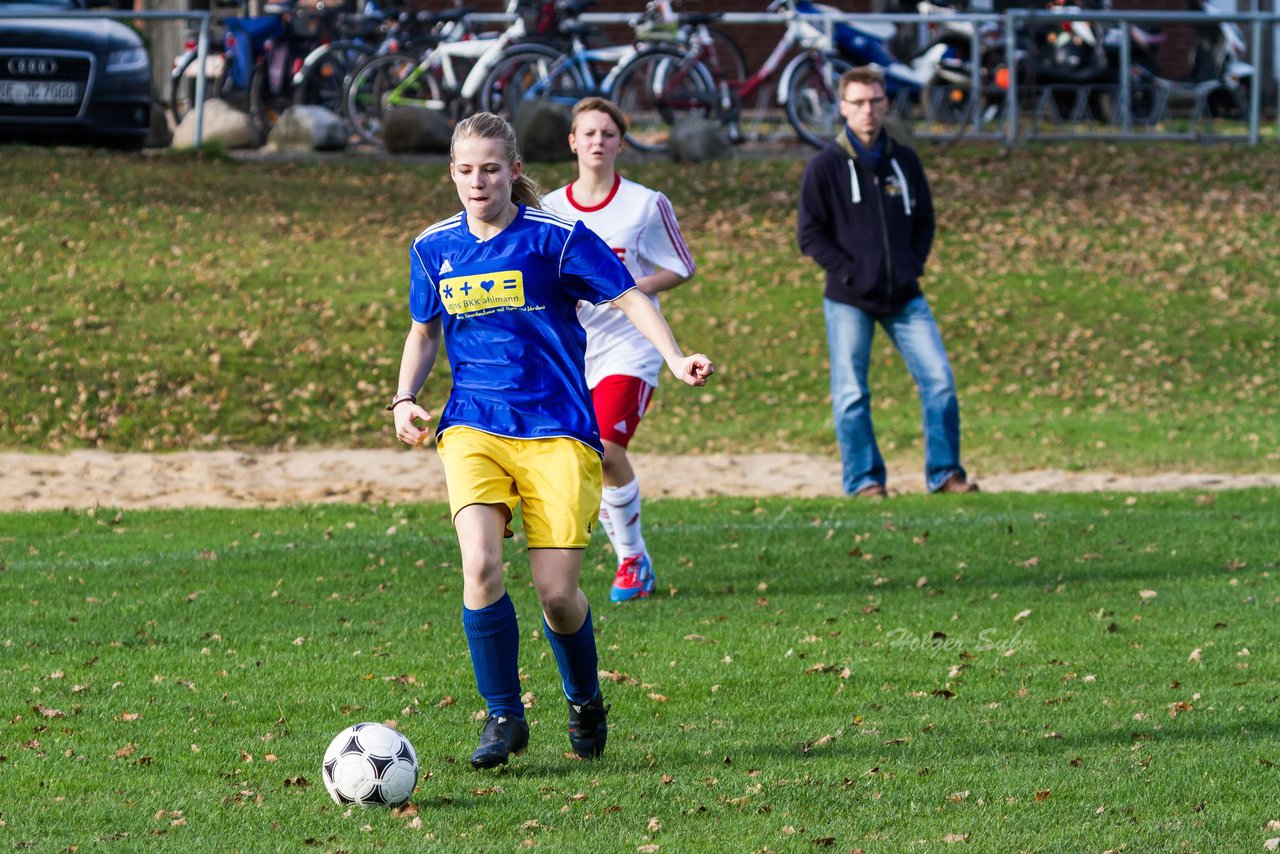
top-left (321, 723), bottom-right (419, 807)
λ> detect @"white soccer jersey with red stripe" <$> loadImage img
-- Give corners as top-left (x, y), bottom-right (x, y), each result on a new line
top-left (543, 175), bottom-right (695, 389)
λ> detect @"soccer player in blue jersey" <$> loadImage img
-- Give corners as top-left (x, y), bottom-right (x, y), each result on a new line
top-left (388, 113), bottom-right (714, 770)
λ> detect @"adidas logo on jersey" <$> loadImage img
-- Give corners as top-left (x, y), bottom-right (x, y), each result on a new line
top-left (439, 259), bottom-right (454, 275)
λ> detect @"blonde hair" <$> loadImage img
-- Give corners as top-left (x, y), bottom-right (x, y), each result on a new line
top-left (570, 97), bottom-right (628, 134)
top-left (451, 112), bottom-right (543, 209)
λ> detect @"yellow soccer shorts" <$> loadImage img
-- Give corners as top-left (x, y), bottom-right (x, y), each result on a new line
top-left (436, 427), bottom-right (602, 549)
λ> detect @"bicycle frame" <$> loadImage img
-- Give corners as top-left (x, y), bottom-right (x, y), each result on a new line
top-left (362, 27), bottom-right (492, 113)
top-left (457, 5), bottom-right (538, 102)
top-left (706, 0), bottom-right (833, 108)
top-left (643, 0), bottom-right (833, 127)
top-left (380, 14), bottom-right (529, 111)
top-left (434, 36), bottom-right (506, 108)
top-left (524, 41), bottom-right (637, 104)
top-left (639, 0), bottom-right (844, 147)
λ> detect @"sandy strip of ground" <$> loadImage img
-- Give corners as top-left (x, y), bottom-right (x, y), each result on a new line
top-left (1, 450), bottom-right (1277, 511)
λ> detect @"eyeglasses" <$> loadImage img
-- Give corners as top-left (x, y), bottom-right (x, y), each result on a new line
top-left (842, 96), bottom-right (887, 109)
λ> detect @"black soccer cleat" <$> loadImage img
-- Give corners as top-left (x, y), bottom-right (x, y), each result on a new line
top-left (567, 691), bottom-right (610, 759)
top-left (470, 714), bottom-right (530, 770)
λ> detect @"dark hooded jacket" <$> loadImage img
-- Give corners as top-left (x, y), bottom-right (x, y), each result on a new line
top-left (796, 130), bottom-right (935, 315)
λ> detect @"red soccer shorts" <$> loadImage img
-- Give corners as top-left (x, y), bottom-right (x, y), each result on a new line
top-left (592, 375), bottom-right (655, 447)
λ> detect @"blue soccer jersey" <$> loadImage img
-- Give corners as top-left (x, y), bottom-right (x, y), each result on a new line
top-left (409, 205), bottom-right (637, 453)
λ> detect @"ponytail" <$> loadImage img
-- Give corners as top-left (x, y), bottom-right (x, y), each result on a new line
top-left (512, 174), bottom-right (543, 209)
top-left (452, 112), bottom-right (542, 209)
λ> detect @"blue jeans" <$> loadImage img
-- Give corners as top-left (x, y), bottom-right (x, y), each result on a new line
top-left (824, 296), bottom-right (966, 494)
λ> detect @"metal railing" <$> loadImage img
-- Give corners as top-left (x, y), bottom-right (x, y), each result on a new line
top-left (4, 7), bottom-right (1276, 148)
top-left (1001, 8), bottom-right (1272, 145)
top-left (537, 6), bottom-right (1279, 145)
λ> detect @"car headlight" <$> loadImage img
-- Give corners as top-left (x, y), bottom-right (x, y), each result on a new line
top-left (106, 47), bottom-right (149, 74)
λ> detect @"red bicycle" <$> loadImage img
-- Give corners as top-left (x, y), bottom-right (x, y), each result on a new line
top-left (609, 0), bottom-right (852, 152)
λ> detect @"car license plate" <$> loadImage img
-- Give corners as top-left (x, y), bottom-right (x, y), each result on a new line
top-left (0, 80), bottom-right (81, 106)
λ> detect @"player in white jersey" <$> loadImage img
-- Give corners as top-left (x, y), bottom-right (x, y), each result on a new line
top-left (542, 97), bottom-right (696, 603)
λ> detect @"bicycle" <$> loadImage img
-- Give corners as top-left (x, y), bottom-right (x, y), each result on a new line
top-left (637, 0), bottom-right (749, 92)
top-left (168, 28), bottom-right (227, 123)
top-left (610, 0), bottom-right (852, 152)
top-left (476, 0), bottom-right (746, 123)
top-left (343, 0), bottom-right (583, 147)
top-left (476, 6), bottom-right (630, 119)
top-left (250, 2), bottom-right (359, 134)
top-left (167, 1), bottom-right (291, 123)
top-left (342, 5), bottom-right (496, 146)
top-left (291, 2), bottom-right (394, 120)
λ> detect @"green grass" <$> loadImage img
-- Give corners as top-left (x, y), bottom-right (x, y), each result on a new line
top-left (2, 143), bottom-right (1277, 471)
top-left (2, 141), bottom-right (1277, 851)
top-left (1, 491), bottom-right (1277, 851)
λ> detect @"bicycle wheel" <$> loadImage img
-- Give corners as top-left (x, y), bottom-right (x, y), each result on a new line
top-left (924, 79), bottom-right (975, 126)
top-left (294, 40), bottom-right (375, 118)
top-left (214, 61), bottom-right (249, 113)
top-left (784, 53), bottom-right (853, 148)
top-left (531, 56), bottom-right (594, 111)
top-left (250, 49), bottom-right (301, 135)
top-left (609, 46), bottom-right (716, 154)
top-left (345, 53), bottom-right (443, 147)
top-left (476, 45), bottom-right (573, 119)
top-left (706, 27), bottom-right (748, 85)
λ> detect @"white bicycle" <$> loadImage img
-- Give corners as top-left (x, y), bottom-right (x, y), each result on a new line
top-left (344, 0), bottom-right (559, 147)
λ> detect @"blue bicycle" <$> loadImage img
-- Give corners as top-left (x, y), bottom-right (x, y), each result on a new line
top-left (477, 17), bottom-right (633, 119)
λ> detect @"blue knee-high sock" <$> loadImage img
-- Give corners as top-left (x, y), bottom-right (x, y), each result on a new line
top-left (543, 609), bottom-right (599, 705)
top-left (462, 593), bottom-right (523, 719)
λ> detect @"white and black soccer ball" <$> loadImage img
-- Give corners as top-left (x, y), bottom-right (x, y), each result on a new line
top-left (321, 722), bottom-right (419, 807)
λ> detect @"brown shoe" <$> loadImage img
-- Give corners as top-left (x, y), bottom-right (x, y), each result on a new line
top-left (936, 473), bottom-right (979, 494)
top-left (854, 483), bottom-right (887, 499)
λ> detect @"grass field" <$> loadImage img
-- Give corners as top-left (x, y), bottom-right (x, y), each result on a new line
top-left (1, 143), bottom-right (1277, 471)
top-left (2, 141), bottom-right (1278, 851)
top-left (2, 491), bottom-right (1277, 851)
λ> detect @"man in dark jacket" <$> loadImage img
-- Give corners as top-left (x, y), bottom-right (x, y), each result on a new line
top-left (797, 65), bottom-right (976, 498)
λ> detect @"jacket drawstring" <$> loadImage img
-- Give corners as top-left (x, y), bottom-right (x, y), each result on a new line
top-left (889, 158), bottom-right (912, 215)
top-left (848, 160), bottom-right (861, 205)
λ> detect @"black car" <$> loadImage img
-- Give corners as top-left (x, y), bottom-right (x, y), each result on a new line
top-left (0, 0), bottom-right (151, 147)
